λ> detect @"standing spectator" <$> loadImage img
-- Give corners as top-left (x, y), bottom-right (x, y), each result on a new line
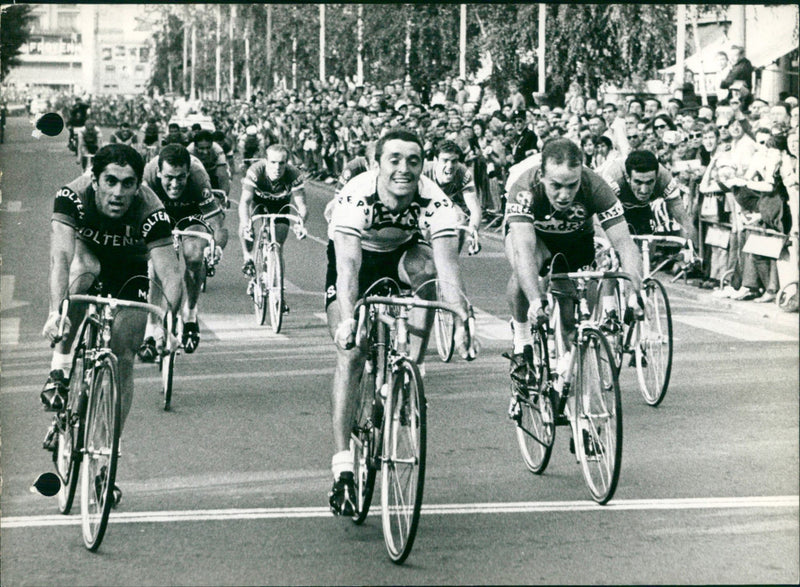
top-left (509, 110), bottom-right (538, 164)
top-left (720, 46), bottom-right (754, 93)
top-left (602, 102), bottom-right (630, 157)
top-left (714, 51), bottom-right (732, 104)
top-left (479, 87), bottom-right (501, 117)
top-left (507, 81), bottom-right (527, 112)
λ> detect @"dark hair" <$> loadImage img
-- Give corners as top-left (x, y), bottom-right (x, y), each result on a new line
top-left (191, 123), bottom-right (202, 131)
top-left (92, 144), bottom-right (145, 183)
top-left (434, 140), bottom-right (464, 161)
top-left (650, 114), bottom-right (676, 131)
top-left (628, 98), bottom-right (644, 111)
top-left (603, 102), bottom-right (618, 112)
top-left (595, 135), bottom-right (613, 151)
top-left (194, 129), bottom-right (214, 144)
top-left (541, 138), bottom-right (583, 174)
top-left (158, 144), bottom-right (191, 170)
top-left (625, 150), bottom-right (659, 176)
top-left (375, 128), bottom-right (423, 161)
top-left (168, 123), bottom-right (180, 131)
top-left (212, 130), bottom-right (226, 142)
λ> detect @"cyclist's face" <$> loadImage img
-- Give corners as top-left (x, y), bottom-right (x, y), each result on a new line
top-left (158, 161), bottom-right (189, 199)
top-left (435, 151), bottom-right (459, 182)
top-left (541, 162), bottom-right (581, 211)
top-left (629, 170), bottom-right (657, 201)
top-left (265, 150), bottom-right (287, 181)
top-left (93, 163), bottom-right (139, 218)
top-left (195, 140), bottom-right (214, 159)
top-left (378, 139), bottom-right (422, 199)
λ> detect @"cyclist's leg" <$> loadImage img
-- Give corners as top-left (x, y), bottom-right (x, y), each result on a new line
top-left (504, 231), bottom-right (550, 353)
top-left (398, 239), bottom-right (437, 365)
top-left (102, 261), bottom-right (148, 433)
top-left (239, 202), bottom-right (257, 266)
top-left (179, 221), bottom-right (210, 319)
top-left (325, 243), bottom-right (364, 514)
top-left (43, 240), bottom-right (100, 408)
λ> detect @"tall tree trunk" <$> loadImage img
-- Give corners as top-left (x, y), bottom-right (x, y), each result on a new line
top-left (215, 4), bottom-right (221, 100)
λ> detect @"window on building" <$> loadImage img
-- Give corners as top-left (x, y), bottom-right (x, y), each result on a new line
top-left (57, 12), bottom-right (78, 31)
top-left (115, 46), bottom-right (126, 58)
top-left (130, 47), bottom-right (138, 57)
top-left (105, 65), bottom-right (116, 72)
top-left (135, 64), bottom-right (145, 73)
top-left (28, 38), bottom-right (43, 55)
top-left (102, 47), bottom-right (112, 61)
top-left (139, 47), bottom-right (149, 63)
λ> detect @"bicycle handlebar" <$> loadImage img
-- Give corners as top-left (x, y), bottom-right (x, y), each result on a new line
top-left (172, 229), bottom-right (216, 246)
top-left (52, 294), bottom-right (170, 347)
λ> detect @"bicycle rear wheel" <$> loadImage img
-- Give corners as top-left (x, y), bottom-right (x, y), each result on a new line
top-left (575, 327), bottom-right (622, 504)
top-left (433, 283), bottom-right (455, 362)
top-left (514, 327), bottom-right (555, 474)
top-left (55, 321), bottom-right (93, 514)
top-left (351, 359), bottom-right (379, 525)
top-left (252, 236), bottom-right (268, 325)
top-left (636, 278), bottom-right (672, 406)
top-left (266, 243), bottom-right (284, 334)
top-left (381, 359), bottom-right (426, 564)
top-left (80, 353), bottom-right (121, 550)
top-left (160, 349), bottom-right (176, 411)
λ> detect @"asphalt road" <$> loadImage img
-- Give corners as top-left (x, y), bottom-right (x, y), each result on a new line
top-left (1, 116), bottom-right (798, 585)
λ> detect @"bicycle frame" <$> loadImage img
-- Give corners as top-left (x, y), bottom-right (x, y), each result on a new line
top-left (172, 227), bottom-right (218, 272)
top-left (632, 234), bottom-right (694, 281)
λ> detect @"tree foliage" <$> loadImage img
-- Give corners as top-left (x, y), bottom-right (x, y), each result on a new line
top-left (147, 3), bottom-right (684, 101)
top-left (1, 4), bottom-right (35, 81)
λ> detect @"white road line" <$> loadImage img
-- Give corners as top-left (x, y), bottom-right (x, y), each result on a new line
top-left (3, 495), bottom-right (796, 528)
top-left (672, 314), bottom-right (797, 342)
top-left (200, 313), bottom-right (289, 341)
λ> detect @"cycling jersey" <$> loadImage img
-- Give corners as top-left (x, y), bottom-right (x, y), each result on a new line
top-left (422, 160), bottom-right (476, 215)
top-left (601, 159), bottom-right (680, 235)
top-left (52, 174), bottom-right (173, 263)
top-left (335, 156), bottom-right (371, 195)
top-left (243, 160), bottom-right (304, 206)
top-left (111, 129), bottom-right (137, 145)
top-left (187, 141), bottom-right (227, 175)
top-left (79, 127), bottom-right (101, 154)
top-left (331, 169), bottom-right (460, 253)
top-left (142, 155), bottom-right (220, 224)
top-left (505, 164), bottom-right (625, 271)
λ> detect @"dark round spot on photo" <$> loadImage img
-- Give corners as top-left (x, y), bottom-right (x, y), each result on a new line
top-left (36, 112), bottom-right (65, 137)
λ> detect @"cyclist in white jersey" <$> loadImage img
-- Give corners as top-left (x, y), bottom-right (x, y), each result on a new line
top-left (325, 129), bottom-right (474, 516)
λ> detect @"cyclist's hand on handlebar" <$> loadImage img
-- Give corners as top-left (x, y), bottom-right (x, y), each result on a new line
top-left (293, 223), bottom-right (308, 240)
top-left (526, 298), bottom-right (549, 329)
top-left (334, 318), bottom-right (357, 351)
top-left (467, 226), bottom-right (481, 256)
top-left (238, 223), bottom-right (253, 243)
top-left (42, 311), bottom-right (70, 345)
top-left (454, 321), bottom-right (478, 361)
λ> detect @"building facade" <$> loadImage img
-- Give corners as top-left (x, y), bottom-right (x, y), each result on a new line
top-left (5, 4), bottom-right (156, 96)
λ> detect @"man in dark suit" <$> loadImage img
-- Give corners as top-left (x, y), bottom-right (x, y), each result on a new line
top-left (510, 110), bottom-right (538, 164)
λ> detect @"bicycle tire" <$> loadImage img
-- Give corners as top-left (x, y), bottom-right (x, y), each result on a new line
top-left (381, 358), bottom-right (426, 564)
top-left (514, 327), bottom-right (555, 475)
top-left (351, 358), bottom-right (379, 525)
top-left (636, 278), bottom-right (672, 407)
top-left (433, 283), bottom-right (455, 362)
top-left (252, 234), bottom-right (268, 326)
top-left (267, 243), bottom-right (284, 334)
top-left (161, 349), bottom-right (176, 411)
top-left (80, 353), bottom-right (121, 551)
top-left (55, 320), bottom-right (94, 514)
top-left (575, 327), bottom-right (622, 505)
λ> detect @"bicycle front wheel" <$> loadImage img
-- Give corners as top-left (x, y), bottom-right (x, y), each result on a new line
top-left (575, 327), bottom-right (622, 504)
top-left (433, 283), bottom-right (455, 362)
top-left (80, 353), bottom-right (121, 550)
top-left (160, 349), bottom-right (176, 411)
top-left (514, 327), bottom-right (555, 474)
top-left (266, 243), bottom-right (284, 334)
top-left (252, 236), bottom-right (268, 325)
top-left (351, 359), bottom-right (379, 525)
top-left (381, 359), bottom-right (426, 564)
top-left (636, 278), bottom-right (672, 406)
top-left (55, 321), bottom-right (93, 514)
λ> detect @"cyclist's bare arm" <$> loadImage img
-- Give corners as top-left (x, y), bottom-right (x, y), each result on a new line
top-left (292, 186), bottom-right (308, 222)
top-left (508, 222), bottom-right (545, 312)
top-left (462, 181), bottom-right (482, 232)
top-left (333, 230), bottom-right (362, 333)
top-left (431, 234), bottom-right (468, 316)
top-left (665, 196), bottom-right (697, 244)
top-left (604, 221), bottom-right (643, 292)
top-left (48, 222), bottom-right (76, 313)
top-left (204, 211), bottom-right (227, 248)
top-left (215, 164), bottom-right (231, 194)
top-left (238, 185), bottom-right (255, 236)
top-left (150, 244), bottom-right (184, 312)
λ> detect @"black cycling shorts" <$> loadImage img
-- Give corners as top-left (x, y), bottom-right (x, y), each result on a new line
top-left (92, 253), bottom-right (149, 303)
top-left (324, 235), bottom-right (426, 310)
top-left (536, 232), bottom-right (597, 278)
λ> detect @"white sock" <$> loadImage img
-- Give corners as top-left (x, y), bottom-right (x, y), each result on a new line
top-left (184, 305), bottom-right (198, 323)
top-left (511, 319), bottom-right (532, 353)
top-left (331, 449), bottom-right (354, 479)
top-left (50, 352), bottom-right (72, 377)
top-left (144, 321), bottom-right (156, 340)
top-left (602, 296), bottom-right (616, 316)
